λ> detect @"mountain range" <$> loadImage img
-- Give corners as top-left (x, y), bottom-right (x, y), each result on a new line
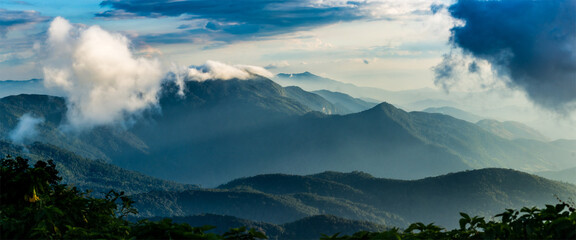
top-left (2, 137), bottom-right (574, 233)
top-left (274, 72), bottom-right (438, 107)
top-left (422, 107), bottom-right (549, 141)
top-left (1, 77), bottom-right (575, 187)
top-left (476, 119), bottom-right (549, 141)
top-left (273, 72), bottom-right (570, 141)
top-left (132, 168), bottom-right (576, 229)
top-left (1, 75), bottom-right (576, 236)
top-left (422, 106), bottom-right (484, 123)
top-left (116, 79), bottom-right (575, 185)
top-left (0, 79), bottom-right (63, 98)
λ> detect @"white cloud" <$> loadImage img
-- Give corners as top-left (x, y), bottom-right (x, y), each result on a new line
top-left (42, 17), bottom-right (165, 131)
top-left (9, 113), bottom-right (44, 144)
top-left (186, 60), bottom-right (273, 81)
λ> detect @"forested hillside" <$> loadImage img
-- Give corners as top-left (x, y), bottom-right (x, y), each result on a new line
top-left (133, 169), bottom-right (576, 229)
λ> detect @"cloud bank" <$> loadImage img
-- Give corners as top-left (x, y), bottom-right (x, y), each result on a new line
top-left (165, 61), bottom-right (274, 96)
top-left (96, 0), bottom-right (438, 44)
top-left (436, 0), bottom-right (576, 112)
top-left (9, 113), bottom-right (44, 144)
top-left (186, 60), bottom-right (273, 82)
top-left (97, 0), bottom-right (363, 36)
top-left (43, 17), bottom-right (165, 130)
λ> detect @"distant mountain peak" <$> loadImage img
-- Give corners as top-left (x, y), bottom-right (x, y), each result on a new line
top-left (367, 102), bottom-right (407, 116)
top-left (374, 102), bottom-right (396, 110)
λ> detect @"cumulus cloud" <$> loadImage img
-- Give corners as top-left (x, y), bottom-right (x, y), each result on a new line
top-left (436, 0), bottom-right (576, 112)
top-left (9, 113), bottom-right (44, 144)
top-left (43, 17), bottom-right (165, 130)
top-left (0, 9), bottom-right (50, 37)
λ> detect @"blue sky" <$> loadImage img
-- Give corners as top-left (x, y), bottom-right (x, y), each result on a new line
top-left (0, 0), bottom-right (454, 90)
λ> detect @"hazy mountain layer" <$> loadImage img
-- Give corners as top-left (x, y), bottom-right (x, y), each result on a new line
top-left (477, 119), bottom-right (548, 141)
top-left (133, 168), bottom-right (576, 229)
top-left (283, 86), bottom-right (345, 115)
top-left (422, 106), bottom-right (484, 123)
top-left (274, 72), bottom-right (442, 107)
top-left (312, 90), bottom-right (377, 114)
top-left (536, 166), bottom-right (576, 185)
top-left (0, 79), bottom-right (63, 98)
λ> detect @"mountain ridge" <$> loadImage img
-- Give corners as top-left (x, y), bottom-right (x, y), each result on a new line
top-left (477, 119), bottom-right (548, 141)
top-left (1, 78), bottom-right (574, 187)
top-left (132, 168), bottom-right (576, 229)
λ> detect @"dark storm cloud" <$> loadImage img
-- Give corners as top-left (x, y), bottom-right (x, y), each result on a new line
top-left (0, 9), bottom-right (50, 37)
top-left (97, 0), bottom-right (364, 36)
top-left (438, 0), bottom-right (576, 111)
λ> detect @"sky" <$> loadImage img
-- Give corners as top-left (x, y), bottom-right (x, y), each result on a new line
top-left (0, 0), bottom-right (453, 90)
top-left (0, 0), bottom-right (575, 138)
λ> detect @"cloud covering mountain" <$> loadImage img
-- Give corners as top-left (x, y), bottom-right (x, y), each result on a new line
top-left (43, 17), bottom-right (165, 131)
top-left (8, 113), bottom-right (44, 144)
top-left (186, 60), bottom-right (273, 82)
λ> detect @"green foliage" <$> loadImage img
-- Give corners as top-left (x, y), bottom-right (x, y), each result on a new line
top-left (3, 155), bottom-right (576, 240)
top-left (320, 203), bottom-right (576, 240)
top-left (0, 156), bottom-right (267, 240)
top-left (1, 155), bottom-right (133, 239)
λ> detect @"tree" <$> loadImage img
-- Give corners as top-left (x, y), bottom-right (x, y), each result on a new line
top-left (1, 156), bottom-right (267, 239)
top-left (1, 156), bottom-right (134, 238)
